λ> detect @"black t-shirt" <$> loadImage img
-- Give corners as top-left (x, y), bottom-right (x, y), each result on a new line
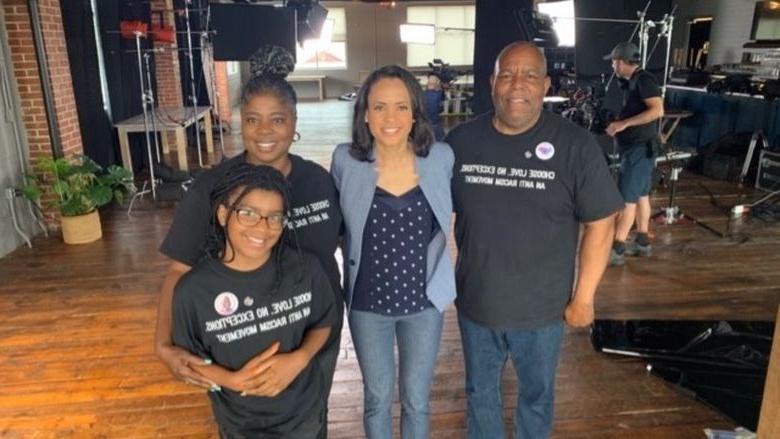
top-left (160, 152), bottom-right (343, 352)
top-left (446, 112), bottom-right (623, 330)
top-left (616, 69), bottom-right (662, 147)
top-left (171, 250), bottom-right (337, 436)
top-left (159, 153), bottom-right (343, 295)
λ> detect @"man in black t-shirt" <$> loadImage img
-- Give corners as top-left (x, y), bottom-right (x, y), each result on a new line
top-left (603, 42), bottom-right (665, 266)
top-left (446, 42), bottom-right (622, 439)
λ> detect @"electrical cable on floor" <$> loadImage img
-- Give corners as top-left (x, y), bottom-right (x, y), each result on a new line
top-left (749, 187), bottom-right (780, 208)
top-left (694, 180), bottom-right (731, 215)
top-left (746, 182), bottom-right (780, 224)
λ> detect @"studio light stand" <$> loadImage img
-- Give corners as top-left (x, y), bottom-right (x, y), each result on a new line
top-left (652, 152), bottom-right (723, 238)
top-left (653, 160), bottom-right (684, 223)
top-left (2, 58), bottom-right (48, 245)
top-left (740, 131), bottom-right (768, 187)
top-left (603, 0), bottom-right (651, 92)
top-left (144, 50), bottom-right (163, 164)
top-left (641, 9), bottom-right (721, 237)
top-left (204, 34), bottom-right (225, 152)
top-left (200, 2), bottom-right (225, 152)
top-left (127, 31), bottom-right (161, 215)
top-left (183, 0), bottom-right (204, 168)
top-left (644, 7), bottom-right (677, 98)
top-left (639, 9), bottom-right (650, 68)
top-left (7, 187), bottom-right (48, 248)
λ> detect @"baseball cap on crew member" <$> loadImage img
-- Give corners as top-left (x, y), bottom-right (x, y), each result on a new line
top-left (603, 42), bottom-right (641, 63)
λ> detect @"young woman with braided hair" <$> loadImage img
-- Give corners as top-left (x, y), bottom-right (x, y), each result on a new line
top-left (155, 46), bottom-right (343, 435)
top-left (170, 163), bottom-right (337, 437)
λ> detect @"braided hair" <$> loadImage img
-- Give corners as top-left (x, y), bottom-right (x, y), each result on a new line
top-left (241, 45), bottom-right (298, 116)
top-left (206, 163), bottom-right (300, 293)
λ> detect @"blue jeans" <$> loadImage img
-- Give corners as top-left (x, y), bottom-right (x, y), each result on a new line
top-left (458, 311), bottom-right (564, 439)
top-left (349, 307), bottom-right (444, 439)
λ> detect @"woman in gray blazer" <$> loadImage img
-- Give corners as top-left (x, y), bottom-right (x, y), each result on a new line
top-left (331, 65), bottom-right (456, 439)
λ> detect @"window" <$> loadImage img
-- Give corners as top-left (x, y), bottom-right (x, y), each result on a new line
top-left (406, 6), bottom-right (475, 67)
top-left (537, 0), bottom-right (575, 47)
top-left (296, 7), bottom-right (346, 70)
top-left (227, 61), bottom-right (239, 75)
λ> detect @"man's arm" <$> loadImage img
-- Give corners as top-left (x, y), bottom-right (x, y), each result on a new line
top-left (565, 214), bottom-right (616, 326)
top-left (154, 261), bottom-right (214, 387)
top-left (606, 96), bottom-right (664, 136)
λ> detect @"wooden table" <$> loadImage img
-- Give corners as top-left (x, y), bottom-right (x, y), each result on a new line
top-left (114, 106), bottom-right (213, 175)
top-left (660, 109), bottom-right (694, 144)
top-left (288, 75), bottom-right (326, 101)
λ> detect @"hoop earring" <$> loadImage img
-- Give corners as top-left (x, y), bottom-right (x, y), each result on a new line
top-left (293, 131), bottom-right (301, 142)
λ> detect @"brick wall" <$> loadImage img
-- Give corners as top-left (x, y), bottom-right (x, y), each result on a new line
top-left (3, 0), bottom-right (84, 227)
top-left (150, 0), bottom-right (183, 146)
top-left (214, 61), bottom-right (231, 123)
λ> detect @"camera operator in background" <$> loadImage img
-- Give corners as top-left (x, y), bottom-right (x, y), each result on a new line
top-left (425, 59), bottom-right (470, 141)
top-left (604, 42), bottom-right (664, 266)
top-left (424, 73), bottom-right (446, 140)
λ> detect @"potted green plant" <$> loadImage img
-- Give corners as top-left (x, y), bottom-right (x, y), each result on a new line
top-left (22, 155), bottom-right (135, 244)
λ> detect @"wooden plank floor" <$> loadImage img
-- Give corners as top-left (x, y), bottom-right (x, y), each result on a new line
top-left (2, 100), bottom-right (776, 437)
top-left (598, 173), bottom-right (780, 322)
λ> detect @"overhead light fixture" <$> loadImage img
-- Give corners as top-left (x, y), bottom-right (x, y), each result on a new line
top-left (286, 0), bottom-right (329, 43)
top-left (399, 23), bottom-right (435, 45)
top-left (302, 18), bottom-right (333, 50)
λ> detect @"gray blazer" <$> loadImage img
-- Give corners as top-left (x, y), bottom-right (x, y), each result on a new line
top-left (330, 142), bottom-right (456, 312)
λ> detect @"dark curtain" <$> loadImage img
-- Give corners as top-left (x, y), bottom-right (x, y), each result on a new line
top-left (62, 1), bottom-right (214, 172)
top-left (96, 0), bottom-right (155, 174)
top-left (472, 0), bottom-right (534, 116)
top-left (59, 0), bottom-right (116, 167)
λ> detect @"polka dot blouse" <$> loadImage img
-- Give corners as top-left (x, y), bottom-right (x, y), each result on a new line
top-left (352, 186), bottom-right (438, 315)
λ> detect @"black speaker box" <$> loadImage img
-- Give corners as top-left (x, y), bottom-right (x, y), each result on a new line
top-left (697, 132), bottom-right (761, 182)
top-left (756, 150), bottom-right (780, 191)
top-left (211, 4), bottom-right (297, 61)
top-left (669, 69), bottom-right (711, 87)
top-left (702, 154), bottom-right (743, 181)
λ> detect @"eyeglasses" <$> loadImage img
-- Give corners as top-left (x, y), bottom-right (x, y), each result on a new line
top-left (232, 207), bottom-right (286, 230)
